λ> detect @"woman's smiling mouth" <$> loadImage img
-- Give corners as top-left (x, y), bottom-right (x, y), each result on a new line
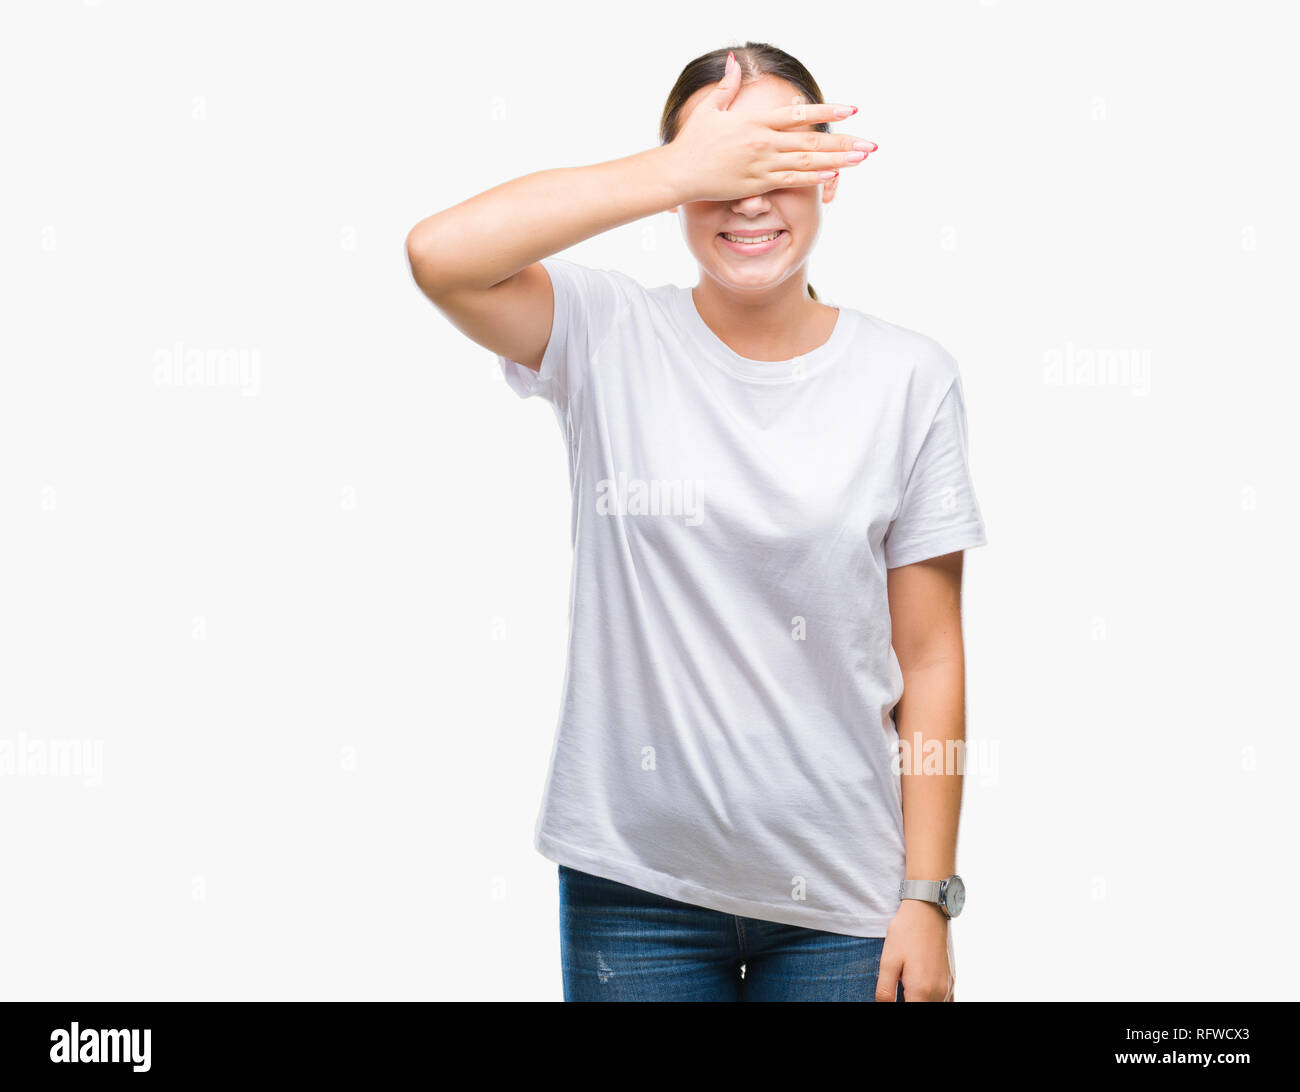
top-left (717, 229), bottom-right (788, 255)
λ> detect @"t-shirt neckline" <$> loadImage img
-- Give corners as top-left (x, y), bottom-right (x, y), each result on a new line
top-left (672, 284), bottom-right (858, 384)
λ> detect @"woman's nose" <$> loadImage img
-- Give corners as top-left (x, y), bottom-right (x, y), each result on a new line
top-left (730, 192), bottom-right (773, 211)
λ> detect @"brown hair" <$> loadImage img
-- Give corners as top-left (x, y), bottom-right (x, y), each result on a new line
top-left (659, 42), bottom-right (829, 302)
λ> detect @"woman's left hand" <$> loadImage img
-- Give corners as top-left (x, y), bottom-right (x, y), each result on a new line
top-left (875, 899), bottom-right (955, 1002)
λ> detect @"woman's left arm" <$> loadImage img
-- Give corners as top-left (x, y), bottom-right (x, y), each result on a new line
top-left (876, 550), bottom-right (968, 1002)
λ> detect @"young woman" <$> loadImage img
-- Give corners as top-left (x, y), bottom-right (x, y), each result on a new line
top-left (407, 42), bottom-right (987, 1002)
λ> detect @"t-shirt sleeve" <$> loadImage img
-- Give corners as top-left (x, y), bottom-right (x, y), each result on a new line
top-left (883, 375), bottom-right (989, 569)
top-left (496, 256), bottom-right (624, 406)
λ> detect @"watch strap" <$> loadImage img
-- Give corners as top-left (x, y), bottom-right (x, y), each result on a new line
top-left (899, 879), bottom-right (944, 903)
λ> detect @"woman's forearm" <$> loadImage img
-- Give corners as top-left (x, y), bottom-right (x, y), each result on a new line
top-left (896, 657), bottom-right (967, 882)
top-left (406, 145), bottom-right (685, 295)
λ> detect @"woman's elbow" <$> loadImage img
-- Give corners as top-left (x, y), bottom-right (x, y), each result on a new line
top-left (405, 223), bottom-right (446, 296)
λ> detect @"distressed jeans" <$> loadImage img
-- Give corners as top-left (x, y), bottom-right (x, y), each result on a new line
top-left (558, 864), bottom-right (905, 1002)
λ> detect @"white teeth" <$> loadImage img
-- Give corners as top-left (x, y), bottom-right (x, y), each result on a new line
top-left (722, 231), bottom-right (782, 244)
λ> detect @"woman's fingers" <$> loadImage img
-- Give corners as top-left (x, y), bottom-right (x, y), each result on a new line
top-left (773, 147), bottom-right (875, 172)
top-left (764, 107), bottom-right (878, 176)
top-left (771, 129), bottom-right (877, 156)
top-left (761, 127), bottom-right (877, 175)
top-left (708, 49), bottom-right (743, 111)
top-left (766, 169), bottom-right (842, 189)
top-left (765, 100), bottom-right (861, 129)
top-left (874, 953), bottom-right (904, 1002)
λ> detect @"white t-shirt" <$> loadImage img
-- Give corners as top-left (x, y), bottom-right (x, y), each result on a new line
top-left (497, 256), bottom-right (988, 937)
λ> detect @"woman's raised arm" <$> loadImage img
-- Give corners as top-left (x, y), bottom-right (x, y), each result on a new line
top-left (404, 146), bottom-right (686, 371)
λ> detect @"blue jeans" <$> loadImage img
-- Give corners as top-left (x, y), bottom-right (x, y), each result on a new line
top-left (558, 864), bottom-right (904, 1002)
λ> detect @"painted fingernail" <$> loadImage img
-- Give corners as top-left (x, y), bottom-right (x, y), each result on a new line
top-left (727, 50), bottom-right (735, 67)
top-left (819, 170), bottom-right (839, 180)
top-left (853, 140), bottom-right (875, 151)
top-left (833, 105), bottom-right (858, 118)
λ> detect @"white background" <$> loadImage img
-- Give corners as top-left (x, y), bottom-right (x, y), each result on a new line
top-left (2, 0), bottom-right (1297, 1001)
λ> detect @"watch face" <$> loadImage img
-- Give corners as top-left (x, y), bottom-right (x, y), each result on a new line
top-left (942, 875), bottom-right (965, 917)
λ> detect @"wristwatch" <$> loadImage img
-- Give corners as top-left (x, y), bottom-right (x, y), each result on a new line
top-left (899, 875), bottom-right (966, 918)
